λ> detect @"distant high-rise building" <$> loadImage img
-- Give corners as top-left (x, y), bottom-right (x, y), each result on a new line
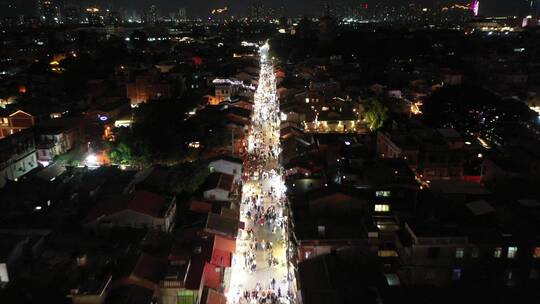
top-left (143, 5), bottom-right (158, 25)
top-left (177, 7), bottom-right (187, 22)
top-left (37, 0), bottom-right (62, 25)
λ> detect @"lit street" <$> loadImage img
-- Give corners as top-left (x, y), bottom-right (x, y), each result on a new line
top-left (227, 43), bottom-right (296, 304)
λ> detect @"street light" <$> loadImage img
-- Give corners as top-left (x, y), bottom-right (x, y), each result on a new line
top-left (86, 154), bottom-right (98, 165)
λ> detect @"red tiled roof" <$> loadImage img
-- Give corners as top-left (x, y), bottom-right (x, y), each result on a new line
top-left (213, 235), bottom-right (236, 253)
top-left (217, 174), bottom-right (234, 191)
top-left (84, 196), bottom-right (125, 222)
top-left (202, 262), bottom-right (221, 289)
top-left (84, 190), bottom-right (166, 222)
top-left (203, 173), bottom-right (234, 192)
top-left (210, 248), bottom-right (231, 267)
top-left (204, 288), bottom-right (227, 304)
top-left (189, 199), bottom-right (213, 214)
top-left (128, 190), bottom-right (166, 217)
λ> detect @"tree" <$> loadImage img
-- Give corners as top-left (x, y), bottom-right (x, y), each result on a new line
top-left (109, 142), bottom-right (132, 165)
top-left (363, 98), bottom-right (389, 131)
top-left (172, 160), bottom-right (210, 194)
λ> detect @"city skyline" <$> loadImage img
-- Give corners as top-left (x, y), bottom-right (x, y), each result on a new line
top-left (0, 0), bottom-right (534, 18)
top-left (65, 0), bottom-right (534, 17)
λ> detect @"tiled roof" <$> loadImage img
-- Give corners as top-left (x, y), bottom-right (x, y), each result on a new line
top-left (203, 172), bottom-right (234, 192)
top-left (85, 190), bottom-right (167, 222)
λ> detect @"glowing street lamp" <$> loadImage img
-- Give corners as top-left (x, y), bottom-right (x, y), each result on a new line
top-left (86, 153), bottom-right (98, 166)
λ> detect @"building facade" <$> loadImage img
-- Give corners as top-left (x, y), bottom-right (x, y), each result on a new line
top-left (0, 109), bottom-right (35, 139)
top-left (0, 130), bottom-right (38, 188)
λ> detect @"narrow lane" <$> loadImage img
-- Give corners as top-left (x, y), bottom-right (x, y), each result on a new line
top-left (227, 43), bottom-right (296, 304)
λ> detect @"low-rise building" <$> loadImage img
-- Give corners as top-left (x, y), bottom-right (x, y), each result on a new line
top-left (377, 128), bottom-right (465, 180)
top-left (84, 190), bottom-right (177, 232)
top-left (209, 156), bottom-right (242, 182)
top-left (0, 108), bottom-right (34, 139)
top-left (36, 119), bottom-right (82, 165)
top-left (127, 69), bottom-right (174, 107)
top-left (291, 186), bottom-right (369, 262)
top-left (202, 173), bottom-right (235, 202)
top-left (0, 129), bottom-right (38, 188)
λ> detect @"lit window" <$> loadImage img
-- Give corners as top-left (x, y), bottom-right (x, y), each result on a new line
top-left (374, 204), bottom-right (390, 212)
top-left (305, 98), bottom-right (309, 103)
top-left (455, 248), bottom-right (465, 259)
top-left (375, 191), bottom-right (391, 197)
top-left (494, 247), bottom-right (502, 258)
top-left (378, 250), bottom-right (398, 257)
top-left (317, 225), bottom-right (325, 237)
top-left (533, 247), bottom-right (540, 258)
top-left (507, 247), bottom-right (518, 259)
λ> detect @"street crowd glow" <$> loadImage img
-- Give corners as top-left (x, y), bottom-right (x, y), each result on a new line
top-left (227, 42), bottom-right (296, 304)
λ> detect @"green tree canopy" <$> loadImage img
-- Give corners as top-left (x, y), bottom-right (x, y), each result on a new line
top-left (363, 98), bottom-right (389, 131)
top-left (109, 142), bottom-right (132, 165)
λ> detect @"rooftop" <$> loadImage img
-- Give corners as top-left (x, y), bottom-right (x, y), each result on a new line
top-left (85, 190), bottom-right (170, 222)
top-left (202, 172), bottom-right (234, 192)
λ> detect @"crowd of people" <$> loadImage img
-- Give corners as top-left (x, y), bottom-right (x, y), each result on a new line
top-left (235, 279), bottom-right (291, 304)
top-left (228, 43), bottom-right (296, 304)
